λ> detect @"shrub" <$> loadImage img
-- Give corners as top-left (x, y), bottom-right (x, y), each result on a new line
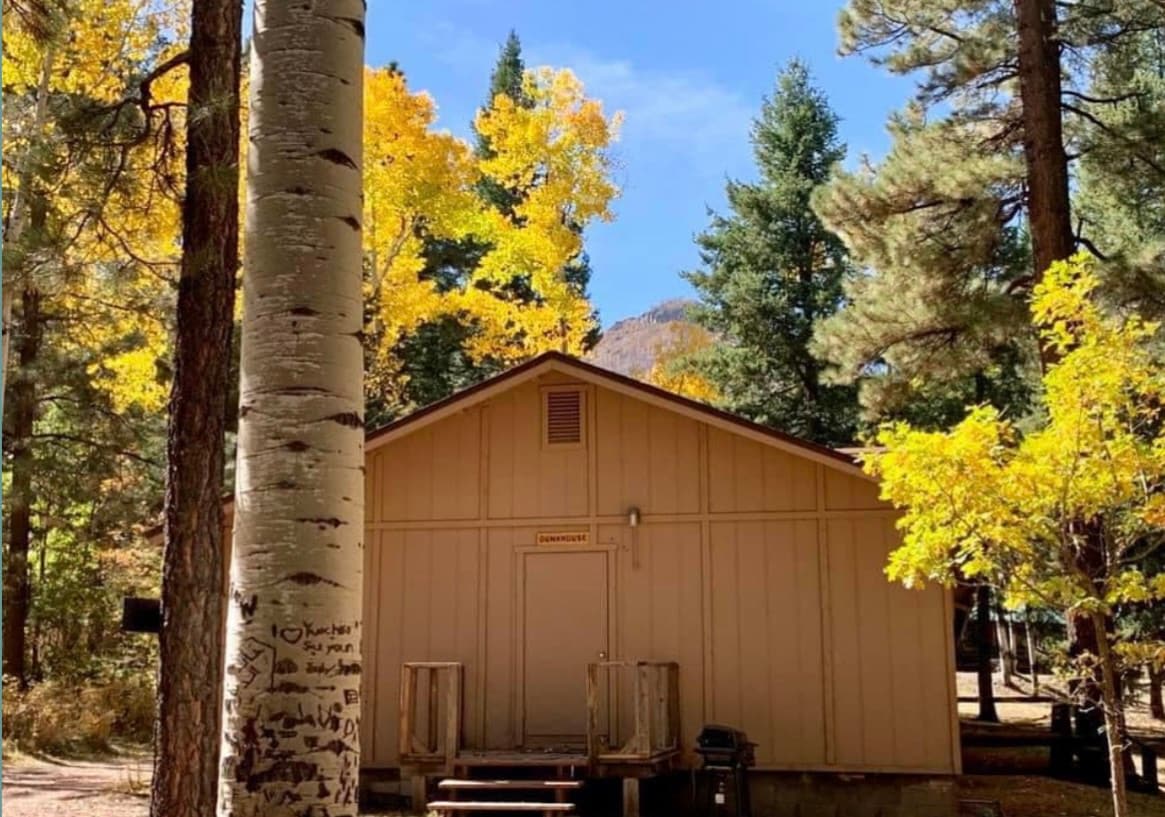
top-left (2, 673), bottom-right (155, 755)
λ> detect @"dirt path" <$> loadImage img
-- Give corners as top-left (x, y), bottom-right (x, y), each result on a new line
top-left (1, 754), bottom-right (150, 817)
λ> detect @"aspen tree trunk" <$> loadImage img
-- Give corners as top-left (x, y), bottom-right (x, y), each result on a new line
top-left (151, 0), bottom-right (241, 812)
top-left (1025, 611), bottom-right (1039, 696)
top-left (995, 605), bottom-right (1014, 688)
top-left (1093, 613), bottom-right (1129, 817)
top-left (217, 0), bottom-right (365, 814)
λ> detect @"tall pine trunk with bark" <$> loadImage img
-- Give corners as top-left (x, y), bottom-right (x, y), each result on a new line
top-left (150, 0), bottom-right (242, 813)
top-left (3, 287), bottom-right (43, 685)
top-left (1014, 0), bottom-right (1074, 283)
top-left (217, 0), bottom-right (366, 813)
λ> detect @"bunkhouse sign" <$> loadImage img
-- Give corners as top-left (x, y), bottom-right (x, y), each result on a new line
top-left (536, 531), bottom-right (589, 546)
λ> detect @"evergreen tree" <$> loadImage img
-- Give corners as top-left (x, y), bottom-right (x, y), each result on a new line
top-left (684, 60), bottom-right (859, 446)
top-left (1075, 25), bottom-right (1165, 314)
top-left (812, 0), bottom-right (1165, 424)
top-left (476, 30), bottom-right (531, 216)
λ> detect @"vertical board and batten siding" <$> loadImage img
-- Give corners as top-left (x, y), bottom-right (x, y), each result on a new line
top-left (360, 371), bottom-right (959, 775)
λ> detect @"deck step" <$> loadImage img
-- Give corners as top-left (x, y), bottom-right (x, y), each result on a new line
top-left (438, 779), bottom-right (582, 790)
top-left (426, 801), bottom-right (575, 813)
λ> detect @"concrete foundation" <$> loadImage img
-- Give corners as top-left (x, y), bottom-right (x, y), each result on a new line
top-left (646, 770), bottom-right (960, 817)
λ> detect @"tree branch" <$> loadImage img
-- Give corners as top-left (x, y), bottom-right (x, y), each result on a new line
top-left (1061, 103), bottom-right (1165, 178)
top-left (1062, 89), bottom-right (1143, 106)
top-left (29, 432), bottom-right (159, 466)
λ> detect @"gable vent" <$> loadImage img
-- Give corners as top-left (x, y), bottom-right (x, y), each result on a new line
top-left (544, 389), bottom-right (583, 446)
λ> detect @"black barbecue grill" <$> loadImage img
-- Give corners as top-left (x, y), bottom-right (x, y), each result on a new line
top-left (695, 725), bottom-right (754, 817)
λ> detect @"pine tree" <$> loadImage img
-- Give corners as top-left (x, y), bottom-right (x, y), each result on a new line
top-left (812, 0), bottom-right (1165, 424)
top-left (684, 60), bottom-right (858, 446)
top-left (818, 3), bottom-right (1165, 798)
top-left (1075, 24), bottom-right (1165, 312)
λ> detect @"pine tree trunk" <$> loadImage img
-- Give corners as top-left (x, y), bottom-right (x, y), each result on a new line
top-left (1093, 612), bottom-right (1130, 817)
top-left (976, 585), bottom-right (999, 722)
top-left (1, 47), bottom-right (55, 413)
top-left (217, 0), bottom-right (366, 813)
top-left (1149, 663), bottom-right (1164, 721)
top-left (1014, 0), bottom-right (1074, 286)
top-left (150, 0), bottom-right (241, 813)
top-left (3, 288), bottom-right (43, 685)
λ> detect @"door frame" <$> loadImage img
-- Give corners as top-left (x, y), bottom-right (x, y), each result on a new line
top-left (514, 543), bottom-right (615, 747)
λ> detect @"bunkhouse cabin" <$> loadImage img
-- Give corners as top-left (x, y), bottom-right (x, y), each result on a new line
top-left (175, 352), bottom-right (960, 814)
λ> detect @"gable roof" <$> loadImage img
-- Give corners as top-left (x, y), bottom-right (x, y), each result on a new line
top-left (365, 351), bottom-right (870, 480)
top-left (147, 353), bottom-right (871, 540)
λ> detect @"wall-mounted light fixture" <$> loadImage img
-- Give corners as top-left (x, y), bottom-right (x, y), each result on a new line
top-left (628, 507), bottom-right (642, 569)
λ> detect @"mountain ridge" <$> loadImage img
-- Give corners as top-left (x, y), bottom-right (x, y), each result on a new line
top-left (587, 298), bottom-right (699, 376)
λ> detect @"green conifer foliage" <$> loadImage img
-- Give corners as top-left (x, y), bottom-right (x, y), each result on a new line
top-left (685, 61), bottom-right (859, 446)
top-left (813, 0), bottom-right (1165, 425)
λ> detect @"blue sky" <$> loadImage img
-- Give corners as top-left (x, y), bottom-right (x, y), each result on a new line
top-left (366, 1), bottom-right (916, 326)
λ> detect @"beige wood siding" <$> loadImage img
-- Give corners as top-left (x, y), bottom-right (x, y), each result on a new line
top-left (487, 382), bottom-right (588, 519)
top-left (823, 466), bottom-right (885, 511)
top-left (359, 371), bottom-right (959, 774)
top-left (595, 388), bottom-right (701, 516)
top-left (826, 517), bottom-right (956, 772)
top-left (707, 520), bottom-right (826, 767)
top-left (706, 427), bottom-right (817, 512)
top-left (607, 522), bottom-right (704, 761)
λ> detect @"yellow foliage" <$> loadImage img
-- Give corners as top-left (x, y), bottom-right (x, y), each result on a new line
top-left (865, 253), bottom-right (1165, 615)
top-left (640, 323), bottom-right (720, 403)
top-left (362, 66), bottom-right (620, 388)
top-left (4, 0), bottom-right (188, 413)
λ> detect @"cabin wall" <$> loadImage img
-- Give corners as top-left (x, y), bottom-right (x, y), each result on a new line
top-left (361, 373), bottom-right (958, 774)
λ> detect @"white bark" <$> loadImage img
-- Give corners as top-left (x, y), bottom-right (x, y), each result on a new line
top-left (217, 1), bottom-right (365, 815)
top-left (1025, 610), bottom-right (1039, 696)
top-left (1093, 613), bottom-right (1129, 817)
top-left (995, 612), bottom-right (1012, 687)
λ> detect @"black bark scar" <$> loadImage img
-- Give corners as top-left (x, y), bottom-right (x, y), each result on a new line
top-left (316, 148), bottom-right (357, 169)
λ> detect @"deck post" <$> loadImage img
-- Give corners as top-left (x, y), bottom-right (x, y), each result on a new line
top-left (666, 662), bottom-right (680, 751)
top-left (445, 663), bottom-right (462, 772)
top-left (585, 662), bottom-right (600, 765)
top-left (428, 666), bottom-right (440, 753)
top-left (410, 772), bottom-right (427, 814)
top-left (635, 663), bottom-right (651, 754)
top-left (400, 665), bottom-right (416, 759)
top-left (622, 777), bottom-right (641, 817)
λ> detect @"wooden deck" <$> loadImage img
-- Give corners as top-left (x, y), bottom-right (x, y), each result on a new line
top-left (399, 659), bottom-right (682, 777)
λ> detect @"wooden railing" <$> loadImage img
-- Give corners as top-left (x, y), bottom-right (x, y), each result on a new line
top-left (585, 660), bottom-right (679, 764)
top-left (399, 661), bottom-right (463, 771)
